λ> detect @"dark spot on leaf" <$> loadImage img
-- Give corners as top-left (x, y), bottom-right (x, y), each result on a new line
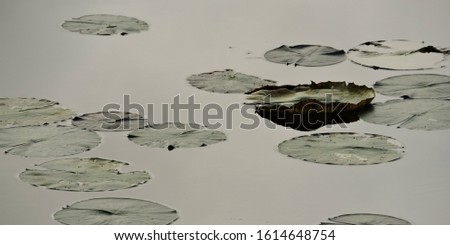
top-left (326, 50), bottom-right (346, 56)
top-left (362, 41), bottom-right (383, 47)
top-left (415, 45), bottom-right (445, 54)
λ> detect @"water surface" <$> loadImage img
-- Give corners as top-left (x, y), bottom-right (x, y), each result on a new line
top-left (1, 0), bottom-right (450, 224)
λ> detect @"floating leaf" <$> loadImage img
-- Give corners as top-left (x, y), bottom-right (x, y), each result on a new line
top-left (347, 40), bottom-right (449, 70)
top-left (62, 14), bottom-right (149, 36)
top-left (374, 74), bottom-right (450, 99)
top-left (264, 45), bottom-right (346, 67)
top-left (246, 82), bottom-right (375, 131)
top-left (19, 158), bottom-right (150, 192)
top-left (278, 132), bottom-right (404, 165)
top-left (246, 82), bottom-right (375, 108)
top-left (360, 99), bottom-right (450, 131)
top-left (321, 213), bottom-right (411, 225)
top-left (72, 111), bottom-right (146, 132)
top-left (0, 98), bottom-right (75, 128)
top-left (187, 69), bottom-right (277, 93)
top-left (54, 198), bottom-right (178, 225)
top-left (0, 125), bottom-right (101, 157)
top-left (128, 122), bottom-right (227, 150)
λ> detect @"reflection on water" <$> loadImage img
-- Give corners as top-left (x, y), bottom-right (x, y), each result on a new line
top-left (255, 105), bottom-right (360, 131)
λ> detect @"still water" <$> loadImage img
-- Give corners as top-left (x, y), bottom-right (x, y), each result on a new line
top-left (1, 0), bottom-right (450, 224)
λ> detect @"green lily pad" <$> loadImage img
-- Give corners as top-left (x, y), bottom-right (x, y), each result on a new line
top-left (246, 81), bottom-right (375, 109)
top-left (374, 74), bottom-right (450, 99)
top-left (19, 158), bottom-right (150, 192)
top-left (246, 82), bottom-right (375, 131)
top-left (128, 122), bottom-right (227, 150)
top-left (278, 132), bottom-right (404, 165)
top-left (0, 98), bottom-right (75, 128)
top-left (321, 213), bottom-right (411, 225)
top-left (360, 98), bottom-right (450, 131)
top-left (187, 69), bottom-right (277, 93)
top-left (264, 45), bottom-right (346, 67)
top-left (348, 40), bottom-right (449, 70)
top-left (72, 111), bottom-right (146, 131)
top-left (62, 14), bottom-right (149, 36)
top-left (54, 198), bottom-right (178, 225)
top-left (0, 125), bottom-right (101, 157)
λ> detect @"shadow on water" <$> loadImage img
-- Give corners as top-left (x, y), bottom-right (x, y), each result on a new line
top-left (255, 104), bottom-right (362, 131)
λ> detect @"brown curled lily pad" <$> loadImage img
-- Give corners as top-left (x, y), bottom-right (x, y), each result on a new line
top-left (128, 122), bottom-right (227, 150)
top-left (348, 40), bottom-right (449, 70)
top-left (62, 14), bottom-right (149, 36)
top-left (72, 111), bottom-right (146, 131)
top-left (264, 45), bottom-right (346, 67)
top-left (374, 74), bottom-right (450, 99)
top-left (0, 125), bottom-right (101, 157)
top-left (278, 133), bottom-right (404, 165)
top-left (0, 98), bottom-right (75, 128)
top-left (19, 158), bottom-right (150, 192)
top-left (360, 98), bottom-right (450, 131)
top-left (246, 82), bottom-right (375, 131)
top-left (321, 213), bottom-right (411, 225)
top-left (54, 198), bottom-right (178, 225)
top-left (187, 69), bottom-right (277, 93)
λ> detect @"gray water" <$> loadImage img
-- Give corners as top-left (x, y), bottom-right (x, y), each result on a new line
top-left (1, 0), bottom-right (450, 224)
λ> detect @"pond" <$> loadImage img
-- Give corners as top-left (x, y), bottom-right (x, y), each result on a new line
top-left (1, 0), bottom-right (450, 224)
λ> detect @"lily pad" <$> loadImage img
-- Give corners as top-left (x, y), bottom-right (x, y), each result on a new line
top-left (360, 98), bottom-right (450, 131)
top-left (72, 111), bottom-right (146, 131)
top-left (0, 98), bottom-right (75, 128)
top-left (0, 125), bottom-right (101, 157)
top-left (347, 40), bottom-right (449, 70)
top-left (19, 158), bottom-right (150, 192)
top-left (374, 74), bottom-right (450, 99)
top-left (128, 122), bottom-right (227, 150)
top-left (246, 82), bottom-right (375, 108)
top-left (321, 213), bottom-right (411, 225)
top-left (62, 14), bottom-right (149, 36)
top-left (278, 132), bottom-right (404, 165)
top-left (264, 45), bottom-right (346, 67)
top-left (54, 198), bottom-right (178, 225)
top-left (246, 82), bottom-right (375, 131)
top-left (187, 69), bottom-right (277, 93)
